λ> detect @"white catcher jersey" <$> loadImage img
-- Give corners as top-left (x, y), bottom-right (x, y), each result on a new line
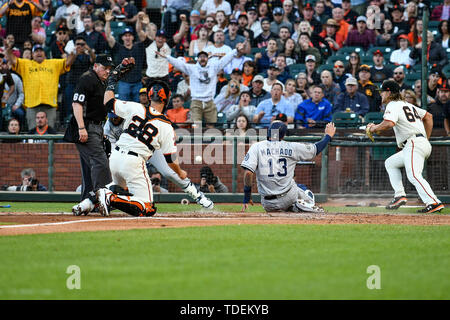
top-left (112, 100), bottom-right (177, 159)
top-left (383, 100), bottom-right (427, 148)
top-left (241, 140), bottom-right (317, 196)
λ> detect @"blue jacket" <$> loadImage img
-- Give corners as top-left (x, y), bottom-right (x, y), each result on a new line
top-left (295, 98), bottom-right (333, 127)
top-left (333, 91), bottom-right (369, 116)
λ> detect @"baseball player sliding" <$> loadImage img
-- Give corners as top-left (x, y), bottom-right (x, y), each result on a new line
top-left (95, 57), bottom-right (210, 217)
top-left (241, 121), bottom-right (336, 213)
top-left (367, 80), bottom-right (444, 214)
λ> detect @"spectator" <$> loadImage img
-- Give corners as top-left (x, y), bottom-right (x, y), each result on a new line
top-left (41, 0), bottom-right (56, 25)
top-left (262, 64), bottom-right (284, 92)
top-left (248, 75), bottom-right (270, 107)
top-left (7, 43), bottom-right (75, 130)
top-left (223, 48), bottom-right (252, 75)
top-left (333, 59), bottom-right (349, 92)
top-left (176, 72), bottom-right (191, 102)
top-left (0, 0), bottom-right (41, 47)
top-left (225, 113), bottom-right (251, 137)
top-left (344, 16), bottom-right (375, 50)
top-left (151, 172), bottom-right (169, 193)
top-left (161, 0), bottom-right (191, 39)
top-left (30, 16), bottom-right (45, 46)
top-left (331, 7), bottom-right (350, 43)
top-left (370, 49), bottom-right (393, 83)
top-left (319, 69), bottom-right (340, 105)
top-left (246, 6), bottom-right (262, 39)
top-left (281, 38), bottom-right (298, 66)
top-left (276, 26), bottom-right (291, 52)
top-left (104, 10), bottom-right (149, 102)
top-left (305, 55), bottom-right (321, 86)
top-left (236, 13), bottom-right (254, 45)
top-left (293, 19), bottom-right (313, 42)
top-left (188, 10), bottom-right (202, 37)
top-left (375, 19), bottom-right (396, 47)
top-left (295, 72), bottom-right (309, 100)
top-left (3, 60), bottom-right (24, 127)
top-left (0, 34), bottom-right (20, 58)
top-left (219, 68), bottom-right (248, 95)
top-left (271, 54), bottom-right (290, 84)
top-left (403, 1), bottom-right (418, 26)
top-left (198, 166), bottom-right (229, 193)
top-left (410, 31), bottom-right (449, 69)
top-left (284, 78), bottom-right (303, 111)
top-left (214, 79), bottom-right (241, 115)
top-left (27, 111), bottom-right (57, 143)
top-left (159, 44), bottom-right (246, 128)
top-left (3, 168), bottom-right (47, 191)
top-left (212, 10), bottom-right (228, 33)
top-left (204, 29), bottom-right (233, 62)
top-left (333, 77), bottom-right (369, 118)
top-left (257, 1), bottom-right (270, 21)
top-left (254, 38), bottom-right (278, 74)
top-left (21, 48), bottom-right (31, 59)
top-left (444, 85), bottom-right (450, 136)
top-left (435, 19), bottom-right (450, 49)
top-left (300, 2), bottom-right (322, 34)
top-left (282, 0), bottom-right (300, 24)
top-left (225, 91), bottom-right (256, 124)
top-left (344, 51), bottom-right (361, 79)
top-left (78, 15), bottom-right (108, 54)
top-left (242, 60), bottom-right (257, 87)
top-left (74, 4), bottom-right (90, 34)
top-left (431, 0), bottom-right (450, 21)
top-left (0, 54), bottom-right (14, 126)
top-left (295, 85), bottom-right (332, 129)
top-left (1, 118), bottom-right (24, 143)
top-left (54, 0), bottom-right (80, 32)
top-left (200, 0), bottom-right (232, 19)
top-left (341, 0), bottom-right (358, 27)
top-left (225, 18), bottom-right (249, 52)
top-left (204, 15), bottom-right (216, 37)
top-left (428, 82), bottom-right (450, 128)
top-left (428, 67), bottom-right (443, 99)
top-left (414, 79), bottom-right (436, 108)
top-left (110, 0), bottom-right (138, 27)
top-left (253, 83), bottom-right (294, 127)
top-left (390, 34), bottom-right (415, 66)
top-left (314, 0), bottom-right (331, 25)
top-left (138, 87), bottom-right (148, 106)
top-left (254, 17), bottom-right (278, 49)
top-left (390, 5), bottom-right (409, 35)
top-left (271, 7), bottom-right (292, 34)
top-left (408, 19), bottom-right (423, 48)
top-left (189, 25), bottom-right (213, 57)
top-left (357, 65), bottom-right (382, 113)
top-left (296, 32), bottom-right (321, 64)
top-left (50, 24), bottom-right (70, 59)
top-left (403, 89), bottom-right (419, 106)
top-left (392, 66), bottom-right (412, 91)
top-left (320, 18), bottom-right (345, 51)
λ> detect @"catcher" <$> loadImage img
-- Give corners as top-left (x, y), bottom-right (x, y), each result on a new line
top-left (95, 57), bottom-right (188, 217)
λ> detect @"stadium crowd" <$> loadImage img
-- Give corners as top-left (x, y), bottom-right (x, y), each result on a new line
top-left (0, 0), bottom-right (449, 138)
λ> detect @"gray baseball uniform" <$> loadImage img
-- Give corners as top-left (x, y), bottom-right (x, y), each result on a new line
top-left (241, 139), bottom-right (318, 212)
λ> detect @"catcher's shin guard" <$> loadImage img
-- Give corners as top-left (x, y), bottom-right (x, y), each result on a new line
top-left (109, 194), bottom-right (157, 217)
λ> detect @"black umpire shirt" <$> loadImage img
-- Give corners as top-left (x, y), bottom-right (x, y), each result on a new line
top-left (72, 69), bottom-right (107, 122)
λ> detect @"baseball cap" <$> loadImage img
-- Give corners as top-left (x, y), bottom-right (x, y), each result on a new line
top-left (275, 113), bottom-right (287, 122)
top-left (391, 4), bottom-right (403, 12)
top-left (359, 64), bottom-right (371, 72)
top-left (155, 29), bottom-right (167, 37)
top-left (231, 68), bottom-right (242, 75)
top-left (139, 87), bottom-right (147, 95)
top-left (121, 27), bottom-right (134, 36)
top-left (32, 44), bottom-right (44, 53)
top-left (356, 16), bottom-right (367, 23)
top-left (57, 24), bottom-right (69, 32)
top-left (261, 17), bottom-right (271, 24)
top-left (345, 77), bottom-right (358, 86)
top-left (269, 63), bottom-right (280, 70)
top-left (397, 34), bottom-right (409, 41)
top-left (238, 13), bottom-right (248, 20)
top-left (252, 75), bottom-right (264, 83)
top-left (380, 80), bottom-right (401, 93)
top-left (175, 43), bottom-right (185, 52)
top-left (438, 81), bottom-right (450, 91)
top-left (303, 3), bottom-right (314, 11)
top-left (248, 6), bottom-right (257, 12)
top-left (229, 18), bottom-right (238, 25)
top-left (95, 54), bottom-right (114, 67)
top-left (373, 49), bottom-right (383, 56)
top-left (197, 51), bottom-right (208, 58)
top-left (190, 10), bottom-right (200, 16)
top-left (267, 121), bottom-right (287, 141)
top-left (273, 7), bottom-right (284, 15)
top-left (305, 55), bottom-right (316, 62)
top-left (429, 66), bottom-right (442, 76)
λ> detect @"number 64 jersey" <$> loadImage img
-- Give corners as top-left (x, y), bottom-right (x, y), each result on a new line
top-left (112, 99), bottom-right (177, 159)
top-left (241, 140), bottom-right (317, 197)
top-left (383, 101), bottom-right (427, 148)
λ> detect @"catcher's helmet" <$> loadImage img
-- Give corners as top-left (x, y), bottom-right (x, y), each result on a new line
top-left (267, 121), bottom-right (287, 141)
top-left (147, 80), bottom-right (171, 111)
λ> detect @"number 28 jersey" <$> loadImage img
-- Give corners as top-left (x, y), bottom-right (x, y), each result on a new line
top-left (112, 99), bottom-right (177, 160)
top-left (383, 101), bottom-right (427, 148)
top-left (241, 140), bottom-right (316, 196)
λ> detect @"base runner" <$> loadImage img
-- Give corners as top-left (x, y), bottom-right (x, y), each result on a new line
top-left (241, 121), bottom-right (336, 213)
top-left (367, 80), bottom-right (444, 213)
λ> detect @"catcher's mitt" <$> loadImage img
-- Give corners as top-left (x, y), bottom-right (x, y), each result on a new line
top-left (365, 126), bottom-right (375, 142)
top-left (106, 57), bottom-right (135, 91)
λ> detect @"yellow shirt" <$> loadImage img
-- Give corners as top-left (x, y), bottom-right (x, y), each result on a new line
top-left (13, 58), bottom-right (70, 108)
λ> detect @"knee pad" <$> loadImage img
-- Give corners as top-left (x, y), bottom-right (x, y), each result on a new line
top-left (109, 184), bottom-right (134, 196)
top-left (110, 195), bottom-right (156, 217)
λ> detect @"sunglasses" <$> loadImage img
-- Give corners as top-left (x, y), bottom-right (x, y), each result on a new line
top-left (57, 32), bottom-right (67, 35)
top-left (350, 56), bottom-right (358, 59)
top-left (394, 72), bottom-right (403, 75)
top-left (206, 20), bottom-right (214, 23)
top-left (334, 65), bottom-right (344, 68)
top-left (230, 84), bottom-right (237, 88)
top-left (75, 42), bottom-right (85, 46)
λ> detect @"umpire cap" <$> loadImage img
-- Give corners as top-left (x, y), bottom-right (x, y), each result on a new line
top-left (267, 121), bottom-right (287, 141)
top-left (380, 80), bottom-right (401, 94)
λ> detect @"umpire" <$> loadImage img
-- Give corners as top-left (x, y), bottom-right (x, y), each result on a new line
top-left (71, 54), bottom-right (114, 215)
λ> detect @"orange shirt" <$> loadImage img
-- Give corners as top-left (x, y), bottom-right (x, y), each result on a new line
top-left (167, 107), bottom-right (189, 124)
top-left (337, 20), bottom-right (350, 44)
top-left (242, 73), bottom-right (253, 87)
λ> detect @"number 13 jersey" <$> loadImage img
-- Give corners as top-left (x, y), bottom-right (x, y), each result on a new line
top-left (383, 101), bottom-right (427, 148)
top-left (112, 99), bottom-right (177, 160)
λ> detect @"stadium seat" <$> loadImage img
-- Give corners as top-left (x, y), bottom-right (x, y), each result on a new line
top-left (405, 73), bottom-right (421, 83)
top-left (428, 21), bottom-right (440, 29)
top-left (332, 111), bottom-right (361, 128)
top-left (364, 112), bottom-right (384, 125)
top-left (336, 46), bottom-right (364, 57)
top-left (317, 64), bottom-right (333, 74)
top-left (326, 55), bottom-right (347, 66)
top-left (110, 21), bottom-right (126, 29)
top-left (442, 64), bottom-right (450, 78)
top-left (289, 63), bottom-right (306, 74)
top-left (251, 47), bottom-right (265, 55)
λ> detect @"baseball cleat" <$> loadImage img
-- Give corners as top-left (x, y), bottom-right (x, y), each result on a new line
top-left (196, 192), bottom-right (214, 209)
top-left (417, 203), bottom-right (444, 214)
top-left (72, 198), bottom-right (95, 216)
top-left (96, 188), bottom-right (111, 217)
top-left (385, 196), bottom-right (407, 210)
top-left (294, 199), bottom-right (325, 213)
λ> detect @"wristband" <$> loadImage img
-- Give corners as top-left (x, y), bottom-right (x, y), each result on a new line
top-left (243, 185), bottom-right (252, 204)
top-left (78, 127), bottom-right (85, 130)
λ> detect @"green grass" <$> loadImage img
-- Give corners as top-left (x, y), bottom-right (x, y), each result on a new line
top-left (0, 225), bottom-right (449, 299)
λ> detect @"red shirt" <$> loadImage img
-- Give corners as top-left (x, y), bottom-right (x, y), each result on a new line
top-left (167, 108), bottom-right (189, 124)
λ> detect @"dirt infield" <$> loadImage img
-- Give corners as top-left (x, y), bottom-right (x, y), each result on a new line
top-left (0, 207), bottom-right (449, 236)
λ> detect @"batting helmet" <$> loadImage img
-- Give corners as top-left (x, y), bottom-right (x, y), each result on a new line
top-left (147, 80), bottom-right (171, 111)
top-left (267, 121), bottom-right (287, 141)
